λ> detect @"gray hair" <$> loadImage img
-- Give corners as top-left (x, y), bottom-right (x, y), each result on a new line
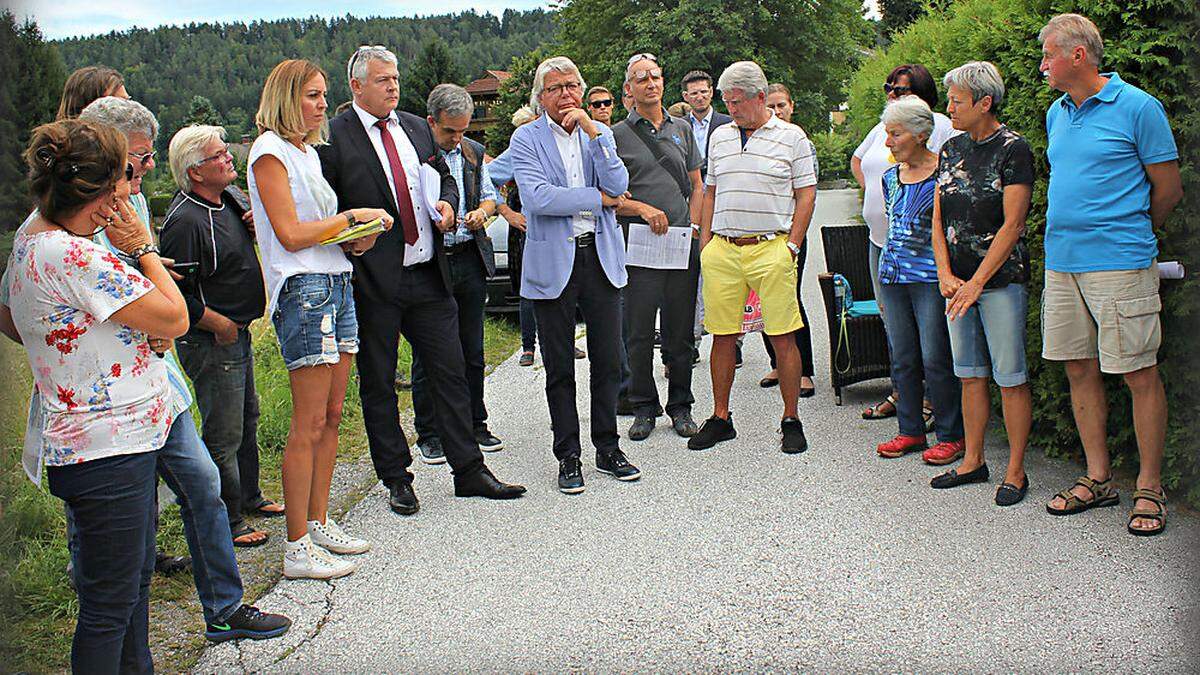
top-left (348, 46), bottom-right (398, 84)
top-left (427, 83), bottom-right (474, 121)
top-left (943, 61), bottom-right (1006, 115)
top-left (511, 105), bottom-right (537, 127)
top-left (168, 124), bottom-right (226, 192)
top-left (530, 56), bottom-right (587, 113)
top-left (79, 96), bottom-right (158, 141)
top-left (1038, 13), bottom-right (1103, 68)
top-left (881, 95), bottom-right (934, 140)
top-left (717, 61), bottom-right (768, 98)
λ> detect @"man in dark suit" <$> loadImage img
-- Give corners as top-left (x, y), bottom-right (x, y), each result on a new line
top-left (318, 47), bottom-right (525, 514)
top-left (681, 70), bottom-right (733, 179)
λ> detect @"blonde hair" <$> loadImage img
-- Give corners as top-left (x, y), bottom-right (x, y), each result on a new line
top-left (1039, 14), bottom-right (1104, 68)
top-left (256, 59), bottom-right (328, 145)
top-left (169, 124), bottom-right (226, 192)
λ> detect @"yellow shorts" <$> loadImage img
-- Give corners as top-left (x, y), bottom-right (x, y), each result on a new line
top-left (700, 235), bottom-right (803, 336)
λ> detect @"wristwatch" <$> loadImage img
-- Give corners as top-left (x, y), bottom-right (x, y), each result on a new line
top-left (128, 243), bottom-right (160, 259)
top-left (786, 241), bottom-right (801, 257)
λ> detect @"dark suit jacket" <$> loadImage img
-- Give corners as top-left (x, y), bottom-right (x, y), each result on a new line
top-left (318, 108), bottom-right (459, 302)
top-left (699, 110), bottom-right (733, 178)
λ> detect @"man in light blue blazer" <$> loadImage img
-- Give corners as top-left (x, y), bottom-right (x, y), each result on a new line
top-left (510, 56), bottom-right (643, 494)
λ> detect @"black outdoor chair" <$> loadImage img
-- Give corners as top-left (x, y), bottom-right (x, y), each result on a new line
top-left (818, 224), bottom-right (892, 405)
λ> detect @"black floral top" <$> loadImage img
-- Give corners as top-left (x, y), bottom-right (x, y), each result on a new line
top-left (936, 125), bottom-right (1035, 288)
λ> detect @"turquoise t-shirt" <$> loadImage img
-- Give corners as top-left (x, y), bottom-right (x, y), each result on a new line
top-left (1045, 73), bottom-right (1178, 272)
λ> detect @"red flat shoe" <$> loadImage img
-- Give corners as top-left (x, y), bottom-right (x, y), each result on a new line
top-left (876, 434), bottom-right (927, 458)
top-left (922, 440), bottom-right (966, 465)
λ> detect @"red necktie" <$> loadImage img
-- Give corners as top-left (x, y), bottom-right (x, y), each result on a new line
top-left (374, 118), bottom-right (419, 245)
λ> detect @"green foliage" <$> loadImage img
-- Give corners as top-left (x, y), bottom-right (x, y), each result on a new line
top-left (399, 38), bottom-right (464, 117)
top-left (879, 0), bottom-right (927, 38)
top-left (184, 95), bottom-right (223, 127)
top-left (0, 11), bottom-right (66, 231)
top-left (845, 0), bottom-right (1200, 503)
top-left (554, 0), bottom-right (874, 135)
top-left (811, 129), bottom-right (857, 182)
top-left (484, 46), bottom-right (555, 155)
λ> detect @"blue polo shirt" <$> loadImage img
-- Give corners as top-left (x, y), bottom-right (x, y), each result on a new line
top-left (1045, 73), bottom-right (1178, 272)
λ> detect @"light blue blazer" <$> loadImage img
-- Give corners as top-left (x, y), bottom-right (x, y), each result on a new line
top-left (510, 113), bottom-right (629, 300)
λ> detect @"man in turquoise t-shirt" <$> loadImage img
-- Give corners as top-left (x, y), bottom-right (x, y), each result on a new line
top-left (1037, 14), bottom-right (1182, 536)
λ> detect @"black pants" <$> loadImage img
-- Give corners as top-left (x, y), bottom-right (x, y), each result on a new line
top-left (627, 238), bottom-right (700, 417)
top-left (355, 262), bottom-right (485, 486)
top-left (411, 247), bottom-right (489, 441)
top-left (761, 238), bottom-right (814, 377)
top-left (533, 243), bottom-right (622, 460)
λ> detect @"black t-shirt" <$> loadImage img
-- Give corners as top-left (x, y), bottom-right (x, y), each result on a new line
top-left (935, 125), bottom-right (1035, 288)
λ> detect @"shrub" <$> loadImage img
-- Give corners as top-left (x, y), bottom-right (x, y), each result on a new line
top-left (811, 129), bottom-right (856, 182)
top-left (845, 0), bottom-right (1200, 504)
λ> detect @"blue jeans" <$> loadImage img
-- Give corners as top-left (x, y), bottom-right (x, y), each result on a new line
top-left (519, 297), bottom-right (537, 352)
top-left (155, 413), bottom-right (244, 624)
top-left (946, 283), bottom-right (1029, 387)
top-left (877, 282), bottom-right (963, 441)
top-left (272, 272), bottom-right (358, 371)
top-left (49, 451), bottom-right (157, 675)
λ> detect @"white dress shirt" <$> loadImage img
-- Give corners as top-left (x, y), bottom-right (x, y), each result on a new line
top-left (353, 102), bottom-right (435, 266)
top-left (548, 118), bottom-right (595, 236)
top-left (690, 107), bottom-right (714, 159)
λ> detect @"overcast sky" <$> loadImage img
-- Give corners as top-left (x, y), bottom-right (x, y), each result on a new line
top-left (11, 0), bottom-right (880, 40)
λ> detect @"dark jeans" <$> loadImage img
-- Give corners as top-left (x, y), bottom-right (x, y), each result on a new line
top-left (877, 282), bottom-right (963, 441)
top-left (533, 243), bottom-right (623, 460)
top-left (627, 238), bottom-right (700, 417)
top-left (618, 289), bottom-right (632, 400)
top-left (49, 451), bottom-right (158, 675)
top-left (412, 248), bottom-right (490, 441)
top-left (519, 297), bottom-right (537, 352)
top-left (761, 238), bottom-right (814, 377)
top-left (176, 328), bottom-right (265, 531)
top-left (355, 262), bottom-right (486, 486)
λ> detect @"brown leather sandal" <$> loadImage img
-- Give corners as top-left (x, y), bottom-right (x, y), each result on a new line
top-left (1046, 475), bottom-right (1120, 515)
top-left (1127, 488), bottom-right (1167, 536)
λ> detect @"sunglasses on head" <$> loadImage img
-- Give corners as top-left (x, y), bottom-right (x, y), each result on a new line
top-left (883, 83), bottom-right (912, 95)
top-left (589, 98), bottom-right (614, 108)
top-left (627, 52), bottom-right (658, 65)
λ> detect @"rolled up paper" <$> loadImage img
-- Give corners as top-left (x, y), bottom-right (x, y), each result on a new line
top-left (1157, 261), bottom-right (1185, 279)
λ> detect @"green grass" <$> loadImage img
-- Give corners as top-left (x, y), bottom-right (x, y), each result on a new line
top-left (0, 314), bottom-right (520, 671)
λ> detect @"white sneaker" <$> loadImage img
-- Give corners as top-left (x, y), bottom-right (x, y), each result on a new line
top-left (283, 535), bottom-right (357, 580)
top-left (308, 517), bottom-right (371, 555)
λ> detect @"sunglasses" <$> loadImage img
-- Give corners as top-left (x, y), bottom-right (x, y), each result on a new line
top-left (627, 52), bottom-right (658, 65)
top-left (128, 149), bottom-right (156, 169)
top-left (348, 44), bottom-right (389, 81)
top-left (883, 83), bottom-right (912, 95)
top-left (629, 68), bottom-right (662, 82)
top-left (589, 98), bottom-right (614, 108)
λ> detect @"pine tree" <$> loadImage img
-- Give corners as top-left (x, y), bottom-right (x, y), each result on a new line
top-left (398, 38), bottom-right (463, 116)
top-left (185, 95), bottom-right (223, 126)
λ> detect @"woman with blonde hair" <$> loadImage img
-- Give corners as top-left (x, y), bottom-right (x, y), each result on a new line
top-left (248, 59), bottom-right (392, 579)
top-left (57, 66), bottom-right (128, 120)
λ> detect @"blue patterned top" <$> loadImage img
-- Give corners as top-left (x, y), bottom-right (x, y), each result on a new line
top-left (878, 166), bottom-right (938, 284)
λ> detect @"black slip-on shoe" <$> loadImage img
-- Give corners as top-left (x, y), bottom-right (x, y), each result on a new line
top-left (931, 463), bottom-right (990, 489)
top-left (780, 417), bottom-right (808, 454)
top-left (687, 414), bottom-right (736, 450)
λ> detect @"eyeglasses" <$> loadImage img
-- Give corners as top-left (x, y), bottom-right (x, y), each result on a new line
top-left (348, 44), bottom-right (389, 81)
top-left (629, 67), bottom-right (662, 82)
top-left (588, 98), bottom-right (614, 108)
top-left (125, 163), bottom-right (135, 181)
top-left (128, 149), bottom-right (156, 169)
top-left (192, 144), bottom-right (232, 168)
top-left (883, 83), bottom-right (912, 95)
top-left (543, 81), bottom-right (582, 96)
top-left (627, 52), bottom-right (658, 65)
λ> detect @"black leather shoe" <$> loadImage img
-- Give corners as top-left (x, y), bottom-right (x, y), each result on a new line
top-left (931, 463), bottom-right (990, 489)
top-left (628, 415), bottom-right (655, 441)
top-left (596, 448), bottom-right (641, 481)
top-left (454, 467), bottom-right (526, 499)
top-left (688, 414), bottom-right (736, 450)
top-left (558, 456), bottom-right (585, 494)
top-left (780, 417), bottom-right (808, 454)
top-left (670, 412), bottom-right (699, 437)
top-left (388, 481), bottom-right (419, 515)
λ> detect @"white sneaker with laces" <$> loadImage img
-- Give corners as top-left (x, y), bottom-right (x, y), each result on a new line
top-left (283, 535), bottom-right (356, 580)
top-left (308, 517), bottom-right (371, 555)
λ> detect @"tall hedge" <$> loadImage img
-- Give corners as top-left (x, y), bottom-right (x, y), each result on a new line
top-left (845, 0), bottom-right (1200, 504)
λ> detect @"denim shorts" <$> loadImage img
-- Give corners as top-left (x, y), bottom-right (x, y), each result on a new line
top-left (946, 283), bottom-right (1028, 387)
top-left (272, 272), bottom-right (358, 371)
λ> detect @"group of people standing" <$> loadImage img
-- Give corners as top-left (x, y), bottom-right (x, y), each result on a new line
top-left (0, 10), bottom-right (1183, 674)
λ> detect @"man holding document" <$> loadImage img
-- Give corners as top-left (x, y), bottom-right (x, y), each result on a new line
top-left (612, 53), bottom-right (704, 441)
top-left (320, 46), bottom-right (525, 515)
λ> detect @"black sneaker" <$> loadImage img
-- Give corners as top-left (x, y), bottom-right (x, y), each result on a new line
top-left (688, 414), bottom-right (736, 450)
top-left (417, 437), bottom-right (445, 465)
top-left (475, 428), bottom-right (504, 452)
top-left (205, 604), bottom-right (292, 643)
top-left (558, 456), bottom-right (585, 494)
top-left (780, 417), bottom-right (808, 454)
top-left (596, 448), bottom-right (641, 481)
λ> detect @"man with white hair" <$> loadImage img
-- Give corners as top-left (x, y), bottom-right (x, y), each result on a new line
top-left (1037, 14), bottom-right (1182, 535)
top-left (319, 47), bottom-right (526, 514)
top-left (160, 124), bottom-right (279, 548)
top-left (509, 55), bottom-right (640, 494)
top-left (690, 61), bottom-right (816, 454)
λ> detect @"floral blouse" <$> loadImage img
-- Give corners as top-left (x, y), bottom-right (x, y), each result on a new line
top-left (7, 229), bottom-right (175, 466)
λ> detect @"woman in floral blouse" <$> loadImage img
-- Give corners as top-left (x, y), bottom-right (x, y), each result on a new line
top-left (6, 119), bottom-right (188, 674)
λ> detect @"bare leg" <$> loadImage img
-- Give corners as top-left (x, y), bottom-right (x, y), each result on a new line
top-left (1048, 358), bottom-right (1111, 510)
top-left (769, 333), bottom-right (800, 419)
top-left (958, 377), bottom-right (989, 473)
top-left (710, 334), bottom-right (738, 420)
top-left (282, 364), bottom-right (335, 541)
top-left (308, 355), bottom-right (354, 524)
top-left (1124, 365), bottom-right (1167, 531)
top-left (999, 383), bottom-right (1032, 486)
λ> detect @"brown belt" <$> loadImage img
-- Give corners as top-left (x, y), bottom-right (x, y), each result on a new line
top-left (717, 233), bottom-right (780, 246)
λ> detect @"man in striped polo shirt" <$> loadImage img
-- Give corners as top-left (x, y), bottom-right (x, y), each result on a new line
top-left (690, 61), bottom-right (817, 454)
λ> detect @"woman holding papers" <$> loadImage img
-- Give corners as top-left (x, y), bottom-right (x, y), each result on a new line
top-left (247, 59), bottom-right (391, 580)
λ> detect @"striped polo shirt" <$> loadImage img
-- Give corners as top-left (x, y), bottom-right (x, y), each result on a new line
top-left (705, 112), bottom-right (816, 236)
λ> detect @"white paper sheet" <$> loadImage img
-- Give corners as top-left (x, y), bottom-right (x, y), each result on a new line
top-left (625, 222), bottom-right (692, 270)
top-left (419, 163), bottom-right (445, 225)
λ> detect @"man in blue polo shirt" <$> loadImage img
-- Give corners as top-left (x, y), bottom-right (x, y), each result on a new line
top-left (1038, 14), bottom-right (1182, 536)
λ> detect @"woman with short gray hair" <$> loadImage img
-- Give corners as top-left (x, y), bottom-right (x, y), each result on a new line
top-left (873, 95), bottom-right (964, 467)
top-left (929, 61), bottom-right (1036, 503)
